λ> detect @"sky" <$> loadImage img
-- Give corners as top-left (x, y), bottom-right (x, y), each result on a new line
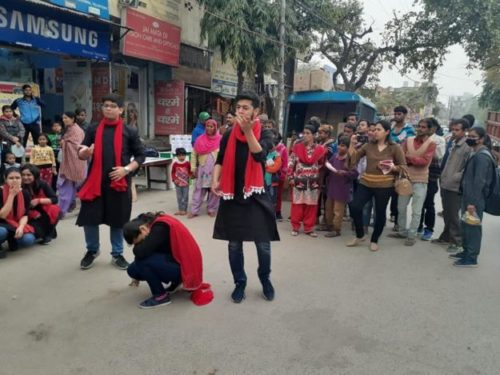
top-left (310, 0), bottom-right (483, 103)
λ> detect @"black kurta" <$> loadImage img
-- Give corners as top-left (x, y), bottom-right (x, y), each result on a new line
top-left (76, 124), bottom-right (145, 228)
top-left (213, 128), bottom-right (280, 242)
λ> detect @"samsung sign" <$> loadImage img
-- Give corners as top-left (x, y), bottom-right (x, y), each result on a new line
top-left (0, 0), bottom-right (110, 61)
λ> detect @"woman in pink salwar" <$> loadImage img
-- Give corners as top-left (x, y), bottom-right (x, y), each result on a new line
top-left (57, 112), bottom-right (87, 218)
top-left (188, 119), bottom-right (221, 218)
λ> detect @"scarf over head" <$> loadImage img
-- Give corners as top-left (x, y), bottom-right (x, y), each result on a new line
top-left (152, 215), bottom-right (213, 306)
top-left (193, 119), bottom-right (221, 154)
top-left (2, 186), bottom-right (34, 234)
top-left (219, 119), bottom-right (265, 199)
top-left (78, 118), bottom-right (127, 201)
top-left (293, 141), bottom-right (326, 165)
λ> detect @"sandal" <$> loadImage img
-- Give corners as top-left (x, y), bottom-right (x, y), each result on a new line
top-left (291, 231), bottom-right (299, 236)
top-left (346, 237), bottom-right (366, 247)
top-left (305, 232), bottom-right (318, 238)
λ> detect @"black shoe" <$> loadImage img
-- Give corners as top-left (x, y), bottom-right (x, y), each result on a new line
top-left (0, 249), bottom-right (7, 259)
top-left (453, 258), bottom-right (478, 268)
top-left (261, 279), bottom-right (275, 301)
top-left (51, 228), bottom-right (58, 239)
top-left (40, 236), bottom-right (52, 245)
top-left (111, 255), bottom-right (129, 270)
top-left (276, 212), bottom-right (283, 221)
top-left (231, 283), bottom-right (246, 303)
top-left (166, 280), bottom-right (182, 294)
top-left (80, 251), bottom-right (100, 269)
top-left (449, 251), bottom-right (466, 259)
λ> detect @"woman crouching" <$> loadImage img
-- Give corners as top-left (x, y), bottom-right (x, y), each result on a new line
top-left (124, 212), bottom-right (212, 309)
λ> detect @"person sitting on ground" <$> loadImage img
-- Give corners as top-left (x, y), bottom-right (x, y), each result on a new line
top-left (0, 167), bottom-right (36, 253)
top-left (21, 164), bottom-right (60, 244)
top-left (4, 152), bottom-right (20, 169)
top-left (124, 212), bottom-right (212, 309)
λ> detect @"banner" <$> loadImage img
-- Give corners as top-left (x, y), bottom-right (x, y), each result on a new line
top-left (155, 80), bottom-right (184, 136)
top-left (211, 52), bottom-right (238, 98)
top-left (62, 61), bottom-right (92, 116)
top-left (122, 8), bottom-right (181, 66)
top-left (48, 0), bottom-right (110, 19)
top-left (91, 65), bottom-right (110, 123)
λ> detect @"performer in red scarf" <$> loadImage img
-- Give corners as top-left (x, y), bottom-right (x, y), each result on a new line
top-left (124, 212), bottom-right (213, 309)
top-left (21, 164), bottom-right (60, 244)
top-left (211, 91), bottom-right (279, 303)
top-left (76, 94), bottom-right (145, 271)
top-left (288, 124), bottom-right (326, 237)
top-left (0, 168), bottom-right (36, 255)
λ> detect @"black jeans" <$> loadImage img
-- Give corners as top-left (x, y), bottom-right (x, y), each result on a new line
top-left (22, 121), bottom-right (41, 147)
top-left (418, 179), bottom-right (439, 232)
top-left (350, 184), bottom-right (394, 243)
top-left (228, 241), bottom-right (271, 285)
top-left (127, 253), bottom-right (181, 296)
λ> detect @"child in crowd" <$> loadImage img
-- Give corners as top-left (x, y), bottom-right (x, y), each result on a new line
top-left (171, 148), bottom-right (191, 216)
top-left (30, 133), bottom-right (57, 186)
top-left (324, 136), bottom-right (358, 237)
top-left (265, 134), bottom-right (282, 210)
top-left (4, 152), bottom-right (20, 169)
top-left (47, 121), bottom-right (63, 190)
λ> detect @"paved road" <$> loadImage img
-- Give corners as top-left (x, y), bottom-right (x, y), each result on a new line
top-left (1, 190), bottom-right (499, 375)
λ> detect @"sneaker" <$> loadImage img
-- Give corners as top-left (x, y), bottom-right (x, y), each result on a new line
top-left (405, 238), bottom-right (416, 246)
top-left (111, 255), bottom-right (129, 270)
top-left (416, 229), bottom-right (424, 236)
top-left (453, 258), bottom-right (478, 268)
top-left (231, 283), bottom-right (246, 303)
top-left (421, 229), bottom-right (433, 241)
top-left (275, 212), bottom-right (283, 221)
top-left (446, 244), bottom-right (463, 253)
top-left (166, 281), bottom-right (183, 294)
top-left (80, 251), bottom-right (100, 270)
top-left (261, 279), bottom-right (275, 301)
top-left (139, 293), bottom-right (172, 309)
top-left (449, 251), bottom-right (467, 259)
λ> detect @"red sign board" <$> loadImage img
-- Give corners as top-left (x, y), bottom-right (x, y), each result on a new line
top-left (122, 8), bottom-right (181, 66)
top-left (155, 80), bottom-right (185, 135)
top-left (91, 65), bottom-right (110, 122)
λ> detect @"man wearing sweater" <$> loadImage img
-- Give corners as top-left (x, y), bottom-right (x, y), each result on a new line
top-left (389, 118), bottom-right (436, 246)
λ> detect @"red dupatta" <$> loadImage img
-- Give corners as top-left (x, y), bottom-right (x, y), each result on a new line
top-left (1, 186), bottom-right (34, 234)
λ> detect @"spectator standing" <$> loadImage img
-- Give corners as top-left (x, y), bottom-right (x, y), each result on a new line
top-left (0, 105), bottom-right (25, 163)
top-left (75, 108), bottom-right (89, 133)
top-left (11, 84), bottom-right (44, 147)
top-left (171, 148), bottom-right (191, 216)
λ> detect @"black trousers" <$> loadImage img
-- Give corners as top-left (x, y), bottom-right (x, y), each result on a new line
top-left (418, 179), bottom-right (439, 232)
top-left (350, 184), bottom-right (394, 243)
top-left (390, 190), bottom-right (398, 221)
top-left (22, 121), bottom-right (41, 147)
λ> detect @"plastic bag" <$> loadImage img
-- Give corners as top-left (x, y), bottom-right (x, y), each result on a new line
top-left (461, 211), bottom-right (481, 226)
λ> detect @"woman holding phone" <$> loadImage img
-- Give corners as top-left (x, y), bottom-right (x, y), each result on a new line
top-left (347, 120), bottom-right (406, 252)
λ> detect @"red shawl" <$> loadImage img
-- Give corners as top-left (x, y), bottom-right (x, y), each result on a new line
top-left (220, 119), bottom-right (265, 199)
top-left (60, 124), bottom-right (86, 182)
top-left (292, 142), bottom-right (326, 165)
top-left (193, 119), bottom-right (221, 154)
top-left (1, 186), bottom-right (34, 234)
top-left (78, 118), bottom-right (127, 201)
top-left (153, 215), bottom-right (213, 306)
top-left (29, 188), bottom-right (61, 225)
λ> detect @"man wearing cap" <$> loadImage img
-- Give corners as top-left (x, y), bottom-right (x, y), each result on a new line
top-left (191, 112), bottom-right (210, 146)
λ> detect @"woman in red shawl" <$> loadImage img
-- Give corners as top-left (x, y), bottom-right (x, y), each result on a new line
top-left (288, 124), bottom-right (326, 237)
top-left (124, 212), bottom-right (212, 309)
top-left (188, 119), bottom-right (221, 218)
top-left (0, 167), bottom-right (36, 256)
top-left (57, 111), bottom-right (87, 218)
top-left (21, 164), bottom-right (60, 244)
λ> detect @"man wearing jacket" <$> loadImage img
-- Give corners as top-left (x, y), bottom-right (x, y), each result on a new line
top-left (11, 84), bottom-right (45, 147)
top-left (432, 118), bottom-right (471, 252)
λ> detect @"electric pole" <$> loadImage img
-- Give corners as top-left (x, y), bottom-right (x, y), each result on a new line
top-left (277, 0), bottom-right (286, 134)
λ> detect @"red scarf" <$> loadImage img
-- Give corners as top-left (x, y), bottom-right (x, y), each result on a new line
top-left (293, 142), bottom-right (326, 165)
top-left (220, 119), bottom-right (265, 199)
top-left (78, 118), bottom-right (127, 201)
top-left (29, 188), bottom-right (61, 225)
top-left (153, 215), bottom-right (213, 306)
top-left (2, 186), bottom-right (34, 234)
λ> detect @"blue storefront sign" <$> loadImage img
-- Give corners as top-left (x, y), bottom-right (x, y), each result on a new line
top-left (0, 0), bottom-right (110, 61)
top-left (48, 0), bottom-right (110, 20)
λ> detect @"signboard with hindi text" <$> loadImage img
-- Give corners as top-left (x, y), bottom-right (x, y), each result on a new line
top-left (154, 80), bottom-right (184, 136)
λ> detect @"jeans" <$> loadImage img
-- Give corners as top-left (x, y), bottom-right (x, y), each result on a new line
top-left (228, 241), bottom-right (271, 284)
top-left (461, 201), bottom-right (485, 261)
top-left (349, 184), bottom-right (393, 243)
top-left (397, 182), bottom-right (428, 238)
top-left (84, 225), bottom-right (123, 256)
top-left (22, 121), bottom-right (41, 148)
top-left (418, 180), bottom-right (439, 232)
top-left (127, 253), bottom-right (181, 296)
top-left (0, 227), bottom-right (36, 248)
top-left (175, 185), bottom-right (189, 212)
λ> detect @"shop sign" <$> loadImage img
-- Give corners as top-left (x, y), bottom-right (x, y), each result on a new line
top-left (211, 53), bottom-right (238, 98)
top-left (0, 0), bottom-right (110, 61)
top-left (47, 0), bottom-right (110, 19)
top-left (155, 80), bottom-right (184, 135)
top-left (122, 8), bottom-right (181, 66)
top-left (91, 65), bottom-right (111, 122)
